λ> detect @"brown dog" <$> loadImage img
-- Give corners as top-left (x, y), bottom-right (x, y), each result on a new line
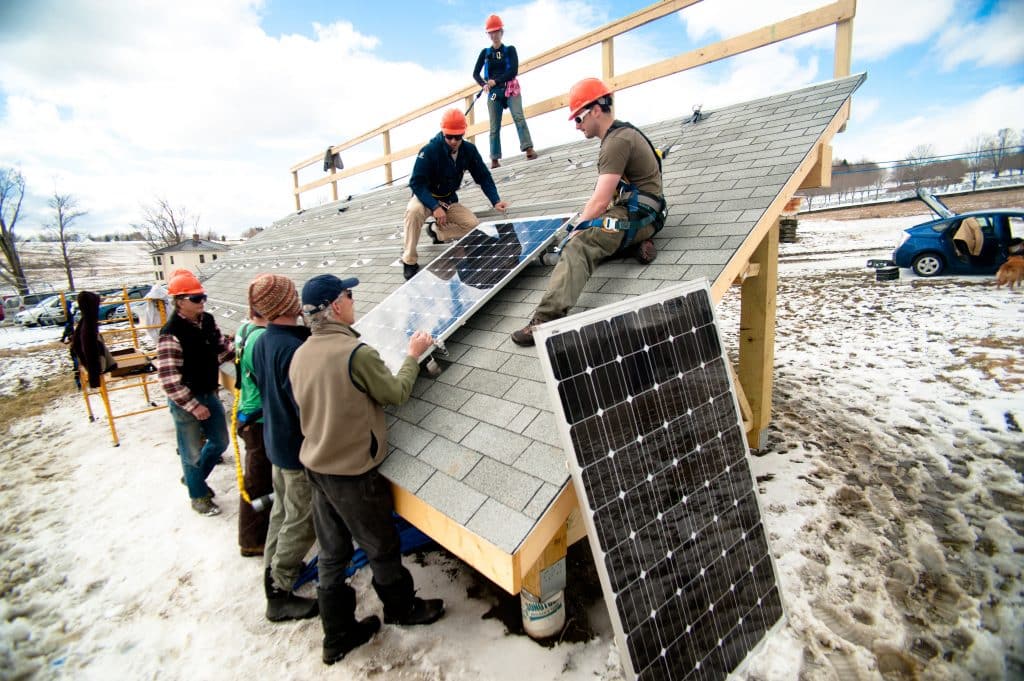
top-left (995, 255), bottom-right (1024, 288)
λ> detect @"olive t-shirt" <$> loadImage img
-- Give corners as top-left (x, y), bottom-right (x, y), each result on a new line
top-left (598, 123), bottom-right (663, 220)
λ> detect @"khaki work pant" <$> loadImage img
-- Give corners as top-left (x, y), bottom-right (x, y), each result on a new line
top-left (264, 465), bottom-right (316, 591)
top-left (534, 221), bottom-right (655, 322)
top-left (402, 195), bottom-right (479, 265)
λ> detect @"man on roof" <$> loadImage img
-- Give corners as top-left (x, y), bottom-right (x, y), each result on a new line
top-left (401, 108), bottom-right (510, 280)
top-left (511, 77), bottom-right (667, 346)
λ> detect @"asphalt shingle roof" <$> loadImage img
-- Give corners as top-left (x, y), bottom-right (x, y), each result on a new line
top-left (201, 74), bottom-right (865, 554)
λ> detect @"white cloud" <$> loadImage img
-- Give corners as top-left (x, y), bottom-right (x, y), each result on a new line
top-left (833, 84), bottom-right (1024, 161)
top-left (935, 1), bottom-right (1024, 70)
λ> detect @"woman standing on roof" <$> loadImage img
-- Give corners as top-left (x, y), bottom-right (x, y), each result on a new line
top-left (472, 14), bottom-right (537, 169)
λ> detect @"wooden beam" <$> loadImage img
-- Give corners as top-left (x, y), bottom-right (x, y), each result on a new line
top-left (737, 220), bottom-right (779, 449)
top-left (512, 483), bottom-right (577, 593)
top-left (292, 171), bottom-right (301, 211)
top-left (382, 130), bottom-right (393, 186)
top-left (521, 524), bottom-right (567, 600)
top-left (727, 361), bottom-right (754, 433)
top-left (391, 484), bottom-right (517, 593)
top-left (602, 37), bottom-right (615, 81)
top-left (834, 12), bottom-right (854, 77)
top-left (799, 143), bottom-right (833, 189)
top-left (731, 262), bottom-right (761, 285)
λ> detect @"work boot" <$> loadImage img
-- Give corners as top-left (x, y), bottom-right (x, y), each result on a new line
top-left (634, 238), bottom-right (657, 265)
top-left (373, 572), bottom-right (445, 626)
top-left (425, 223), bottom-right (443, 244)
top-left (525, 147), bottom-right (538, 160)
top-left (319, 585), bottom-right (380, 665)
top-left (402, 261), bottom-right (419, 281)
top-left (265, 567), bottom-right (319, 622)
top-left (511, 316), bottom-right (543, 347)
top-left (191, 496), bottom-right (220, 516)
top-left (491, 158), bottom-right (501, 169)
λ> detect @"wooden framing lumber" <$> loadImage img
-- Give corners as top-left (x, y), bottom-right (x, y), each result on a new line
top-left (799, 143), bottom-right (833, 189)
top-left (737, 220), bottom-right (779, 449)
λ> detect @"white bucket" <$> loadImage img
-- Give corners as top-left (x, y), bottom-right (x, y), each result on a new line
top-left (520, 589), bottom-right (565, 639)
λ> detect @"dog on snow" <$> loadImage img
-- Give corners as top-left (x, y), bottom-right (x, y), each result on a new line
top-left (995, 255), bottom-right (1024, 288)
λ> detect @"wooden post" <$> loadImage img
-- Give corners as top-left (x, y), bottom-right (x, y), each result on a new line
top-left (602, 37), bottom-right (614, 81)
top-left (833, 14), bottom-right (854, 77)
top-left (330, 176), bottom-right (339, 202)
top-left (382, 130), bottom-right (393, 186)
top-left (465, 93), bottom-right (476, 147)
top-left (520, 522), bottom-right (568, 639)
top-left (292, 170), bottom-right (301, 211)
top-left (737, 220), bottom-right (779, 449)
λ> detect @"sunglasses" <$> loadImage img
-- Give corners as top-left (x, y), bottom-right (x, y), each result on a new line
top-left (574, 107), bottom-right (593, 125)
top-left (342, 289), bottom-right (353, 299)
top-left (444, 134), bottom-right (464, 141)
top-left (185, 293), bottom-right (207, 303)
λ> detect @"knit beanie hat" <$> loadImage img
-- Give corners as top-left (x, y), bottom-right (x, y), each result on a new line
top-left (248, 274), bottom-right (300, 321)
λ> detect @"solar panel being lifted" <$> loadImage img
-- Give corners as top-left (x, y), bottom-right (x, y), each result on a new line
top-left (534, 280), bottom-right (784, 681)
top-left (355, 215), bottom-right (571, 373)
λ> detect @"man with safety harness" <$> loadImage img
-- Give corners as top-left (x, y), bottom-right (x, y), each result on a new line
top-left (511, 77), bottom-right (667, 346)
top-left (401, 108), bottom-right (509, 280)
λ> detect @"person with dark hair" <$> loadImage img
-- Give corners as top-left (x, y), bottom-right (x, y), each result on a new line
top-left (71, 291), bottom-right (114, 389)
top-left (511, 77), bottom-right (666, 346)
top-left (473, 14), bottom-right (537, 168)
top-left (155, 269), bottom-right (233, 516)
top-left (290, 274), bottom-right (444, 665)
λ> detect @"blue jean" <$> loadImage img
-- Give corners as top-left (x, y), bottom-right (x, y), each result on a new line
top-left (487, 91), bottom-right (533, 160)
top-left (169, 392), bottom-right (229, 500)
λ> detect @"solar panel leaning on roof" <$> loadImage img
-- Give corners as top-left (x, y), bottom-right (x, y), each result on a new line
top-left (354, 215), bottom-right (572, 373)
top-left (533, 280), bottom-right (784, 681)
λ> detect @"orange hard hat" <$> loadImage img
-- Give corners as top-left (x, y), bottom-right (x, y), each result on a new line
top-left (567, 77), bottom-right (613, 120)
top-left (440, 108), bottom-right (468, 135)
top-left (484, 14), bottom-right (503, 32)
top-left (167, 268), bottom-right (205, 296)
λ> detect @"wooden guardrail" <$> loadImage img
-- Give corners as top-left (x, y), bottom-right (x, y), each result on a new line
top-left (290, 0), bottom-right (855, 210)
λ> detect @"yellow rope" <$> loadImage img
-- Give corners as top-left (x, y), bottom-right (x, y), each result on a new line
top-left (230, 386), bottom-right (252, 504)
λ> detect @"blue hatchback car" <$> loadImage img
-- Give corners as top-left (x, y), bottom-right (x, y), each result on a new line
top-left (891, 191), bottom-right (1024, 277)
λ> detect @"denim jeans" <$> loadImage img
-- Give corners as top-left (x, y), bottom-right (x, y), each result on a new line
top-left (487, 91), bottom-right (533, 160)
top-left (169, 392), bottom-right (229, 500)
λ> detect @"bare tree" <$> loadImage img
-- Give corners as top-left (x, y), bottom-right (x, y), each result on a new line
top-left (985, 128), bottom-right (1018, 178)
top-left (0, 167), bottom-right (30, 295)
top-left (966, 135), bottom-right (988, 190)
top-left (135, 198), bottom-right (197, 250)
top-left (46, 190), bottom-right (87, 291)
top-left (240, 226), bottom-right (264, 239)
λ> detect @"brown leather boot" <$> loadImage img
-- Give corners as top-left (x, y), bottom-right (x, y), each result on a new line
top-left (525, 148), bottom-right (538, 160)
top-left (491, 158), bottom-right (501, 169)
top-left (511, 317), bottom-right (543, 347)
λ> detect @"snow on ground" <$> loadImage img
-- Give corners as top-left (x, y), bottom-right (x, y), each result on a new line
top-left (0, 215), bottom-right (1022, 681)
top-left (6, 241), bottom-right (157, 294)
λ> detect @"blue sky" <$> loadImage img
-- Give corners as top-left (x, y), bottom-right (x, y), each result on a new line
top-left (0, 0), bottom-right (1021, 238)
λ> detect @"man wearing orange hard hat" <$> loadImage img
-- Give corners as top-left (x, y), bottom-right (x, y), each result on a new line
top-left (401, 108), bottom-right (509, 280)
top-left (511, 77), bottom-right (667, 346)
top-left (156, 268), bottom-right (235, 515)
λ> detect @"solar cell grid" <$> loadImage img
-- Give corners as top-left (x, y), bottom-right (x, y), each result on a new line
top-left (535, 280), bottom-right (784, 681)
top-left (354, 215), bottom-right (570, 372)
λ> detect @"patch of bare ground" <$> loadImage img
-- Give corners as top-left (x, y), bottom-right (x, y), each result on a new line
top-left (804, 186), bottom-right (1024, 221)
top-left (0, 374), bottom-right (77, 433)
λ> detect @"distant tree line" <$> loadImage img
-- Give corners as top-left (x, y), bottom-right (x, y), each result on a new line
top-left (800, 128), bottom-right (1024, 209)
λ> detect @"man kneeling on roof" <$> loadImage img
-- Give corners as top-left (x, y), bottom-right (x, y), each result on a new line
top-left (511, 77), bottom-right (667, 347)
top-left (289, 275), bottom-right (445, 665)
top-left (401, 108), bottom-right (510, 280)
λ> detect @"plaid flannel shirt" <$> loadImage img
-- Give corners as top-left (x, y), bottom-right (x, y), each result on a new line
top-left (156, 316), bottom-right (234, 416)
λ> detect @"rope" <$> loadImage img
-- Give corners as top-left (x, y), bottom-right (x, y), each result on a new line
top-left (230, 387), bottom-right (252, 504)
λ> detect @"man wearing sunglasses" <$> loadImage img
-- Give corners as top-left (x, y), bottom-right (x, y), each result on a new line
top-left (401, 108), bottom-right (510, 280)
top-left (156, 269), bottom-right (234, 516)
top-left (511, 77), bottom-right (666, 346)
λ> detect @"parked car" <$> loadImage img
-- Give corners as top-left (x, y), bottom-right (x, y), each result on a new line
top-left (15, 295), bottom-right (65, 326)
top-left (4, 291), bottom-right (57, 320)
top-left (37, 296), bottom-right (76, 326)
top-left (98, 285), bottom-right (150, 320)
top-left (111, 303), bottom-right (140, 324)
top-left (890, 190), bottom-right (1024, 277)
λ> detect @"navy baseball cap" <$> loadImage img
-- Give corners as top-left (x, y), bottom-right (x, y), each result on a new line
top-left (301, 274), bottom-right (359, 312)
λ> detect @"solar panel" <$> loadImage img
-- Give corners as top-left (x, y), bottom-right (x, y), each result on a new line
top-left (355, 215), bottom-right (571, 373)
top-left (534, 280), bottom-right (784, 681)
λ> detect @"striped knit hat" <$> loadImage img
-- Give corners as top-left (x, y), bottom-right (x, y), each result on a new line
top-left (248, 274), bottom-right (300, 321)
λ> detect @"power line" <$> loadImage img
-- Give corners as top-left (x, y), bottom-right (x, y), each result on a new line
top-left (832, 145), bottom-right (1024, 174)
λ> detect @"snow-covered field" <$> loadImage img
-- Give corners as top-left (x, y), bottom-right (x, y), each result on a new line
top-left (0, 214), bottom-right (1021, 680)
top-left (4, 241), bottom-right (157, 294)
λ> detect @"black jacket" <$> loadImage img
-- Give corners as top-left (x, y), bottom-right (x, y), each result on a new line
top-left (161, 312), bottom-right (221, 395)
top-left (250, 323), bottom-right (311, 470)
top-left (409, 133), bottom-right (500, 211)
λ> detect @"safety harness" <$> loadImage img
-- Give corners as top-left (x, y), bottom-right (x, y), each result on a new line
top-left (565, 121), bottom-right (668, 252)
